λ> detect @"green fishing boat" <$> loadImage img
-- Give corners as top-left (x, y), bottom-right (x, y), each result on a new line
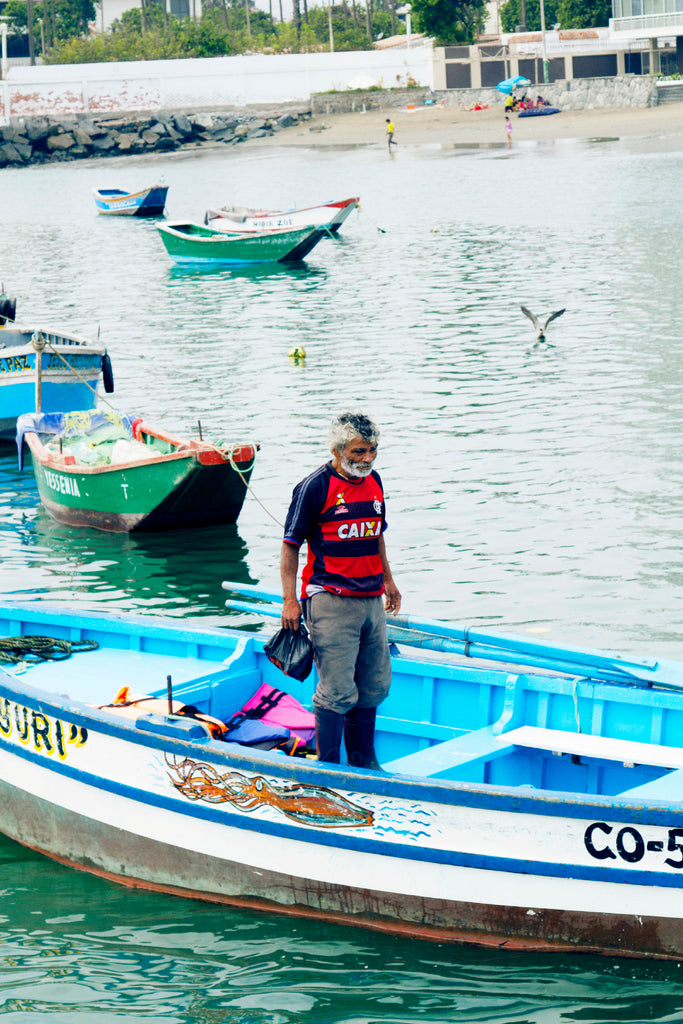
top-left (16, 409), bottom-right (258, 532)
top-left (157, 221), bottom-right (327, 266)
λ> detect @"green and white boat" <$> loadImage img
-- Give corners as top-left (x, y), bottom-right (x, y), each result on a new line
top-left (16, 409), bottom-right (258, 533)
top-left (157, 221), bottom-right (327, 266)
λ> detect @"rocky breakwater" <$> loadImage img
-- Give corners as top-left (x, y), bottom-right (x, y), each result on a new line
top-left (0, 109), bottom-right (307, 169)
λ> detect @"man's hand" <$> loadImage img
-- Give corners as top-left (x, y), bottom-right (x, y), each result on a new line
top-left (384, 580), bottom-right (402, 616)
top-left (281, 594), bottom-right (302, 630)
top-left (280, 542), bottom-right (302, 629)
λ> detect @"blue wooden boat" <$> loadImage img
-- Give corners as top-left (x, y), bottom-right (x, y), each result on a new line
top-left (2, 591), bottom-right (683, 960)
top-left (0, 303), bottom-right (114, 442)
top-left (518, 107), bottom-right (560, 117)
top-left (92, 185), bottom-right (168, 216)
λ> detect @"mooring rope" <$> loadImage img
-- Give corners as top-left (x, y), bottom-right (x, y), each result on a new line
top-left (0, 636), bottom-right (99, 665)
top-left (227, 448), bottom-right (285, 529)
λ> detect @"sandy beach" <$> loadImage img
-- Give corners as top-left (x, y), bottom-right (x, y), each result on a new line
top-left (264, 100), bottom-right (683, 153)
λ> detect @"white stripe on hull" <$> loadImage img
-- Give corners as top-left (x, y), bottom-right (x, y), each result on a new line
top-left (2, 741), bottom-right (683, 921)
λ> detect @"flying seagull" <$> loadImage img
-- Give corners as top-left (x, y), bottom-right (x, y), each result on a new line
top-left (520, 305), bottom-right (566, 342)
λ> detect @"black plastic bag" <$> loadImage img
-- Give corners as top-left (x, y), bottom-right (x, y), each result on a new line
top-left (264, 625), bottom-right (314, 681)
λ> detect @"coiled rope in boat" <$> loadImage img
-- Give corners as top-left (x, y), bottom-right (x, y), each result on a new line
top-left (0, 636), bottom-right (99, 665)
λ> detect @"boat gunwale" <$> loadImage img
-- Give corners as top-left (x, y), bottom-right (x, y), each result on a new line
top-left (92, 186), bottom-right (168, 203)
top-left (159, 221), bottom-right (320, 242)
top-left (2, 324), bottom-right (107, 354)
top-left (23, 428), bottom-right (257, 476)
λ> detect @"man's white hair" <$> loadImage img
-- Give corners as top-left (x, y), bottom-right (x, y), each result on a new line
top-left (328, 411), bottom-right (380, 454)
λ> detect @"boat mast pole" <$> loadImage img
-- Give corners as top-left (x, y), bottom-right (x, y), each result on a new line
top-left (32, 330), bottom-right (45, 412)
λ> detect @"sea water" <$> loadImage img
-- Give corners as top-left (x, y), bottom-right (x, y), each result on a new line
top-left (1, 125), bottom-right (683, 1020)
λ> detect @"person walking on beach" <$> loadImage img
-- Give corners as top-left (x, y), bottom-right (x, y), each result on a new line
top-left (504, 115), bottom-right (513, 148)
top-left (280, 410), bottom-right (402, 768)
top-left (385, 119), bottom-right (397, 150)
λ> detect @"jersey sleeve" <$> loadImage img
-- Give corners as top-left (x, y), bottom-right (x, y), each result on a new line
top-left (283, 469), bottom-right (328, 547)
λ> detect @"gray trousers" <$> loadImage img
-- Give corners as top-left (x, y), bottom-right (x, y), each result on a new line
top-left (304, 592), bottom-right (391, 714)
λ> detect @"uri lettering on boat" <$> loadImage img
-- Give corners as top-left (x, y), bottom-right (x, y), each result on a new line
top-left (585, 820), bottom-right (683, 870)
top-left (164, 755), bottom-right (374, 828)
top-left (0, 697), bottom-right (87, 759)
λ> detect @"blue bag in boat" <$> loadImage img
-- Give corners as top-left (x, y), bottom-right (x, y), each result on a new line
top-left (224, 716), bottom-right (292, 749)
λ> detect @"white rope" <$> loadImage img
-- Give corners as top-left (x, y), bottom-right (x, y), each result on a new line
top-left (228, 448), bottom-right (284, 529)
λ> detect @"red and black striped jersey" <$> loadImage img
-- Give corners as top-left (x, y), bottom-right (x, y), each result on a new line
top-left (284, 462), bottom-right (387, 599)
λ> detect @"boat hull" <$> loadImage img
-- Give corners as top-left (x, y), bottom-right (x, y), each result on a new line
top-left (93, 186), bottom-right (169, 216)
top-left (205, 197), bottom-right (359, 234)
top-left (27, 442), bottom-right (256, 532)
top-left (3, 602), bottom-right (683, 959)
top-left (5, 772), bottom-right (683, 958)
top-left (157, 222), bottom-right (327, 265)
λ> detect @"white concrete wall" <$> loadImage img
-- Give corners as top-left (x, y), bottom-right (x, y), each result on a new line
top-left (1, 46), bottom-right (435, 119)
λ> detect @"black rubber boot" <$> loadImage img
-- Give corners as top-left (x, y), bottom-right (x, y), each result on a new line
top-left (315, 708), bottom-right (344, 764)
top-left (344, 706), bottom-right (383, 770)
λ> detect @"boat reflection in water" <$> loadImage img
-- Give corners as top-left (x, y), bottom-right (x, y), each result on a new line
top-left (8, 469), bottom-right (257, 626)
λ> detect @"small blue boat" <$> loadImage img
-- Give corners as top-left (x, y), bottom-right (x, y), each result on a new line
top-left (92, 185), bottom-right (169, 216)
top-left (0, 298), bottom-right (114, 442)
top-left (518, 107), bottom-right (561, 117)
top-left (2, 587), bottom-right (683, 960)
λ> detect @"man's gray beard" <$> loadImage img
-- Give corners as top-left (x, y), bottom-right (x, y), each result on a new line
top-left (340, 454), bottom-right (373, 479)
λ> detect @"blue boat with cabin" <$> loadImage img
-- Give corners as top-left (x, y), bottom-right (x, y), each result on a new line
top-left (0, 297), bottom-right (114, 442)
top-left (1, 587), bottom-right (683, 960)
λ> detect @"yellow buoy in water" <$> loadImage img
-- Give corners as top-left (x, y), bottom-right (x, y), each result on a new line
top-left (289, 346), bottom-right (306, 359)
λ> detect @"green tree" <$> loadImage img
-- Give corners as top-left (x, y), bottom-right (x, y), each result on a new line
top-left (499, 0), bottom-right (609, 31)
top-left (304, 3), bottom-right (394, 50)
top-left (411, 0), bottom-right (485, 44)
top-left (556, 0), bottom-right (611, 28)
top-left (499, 0), bottom-right (558, 32)
top-left (4, 0), bottom-right (95, 50)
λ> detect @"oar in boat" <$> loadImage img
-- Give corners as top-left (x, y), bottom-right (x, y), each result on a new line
top-left (225, 598), bottom-right (281, 618)
top-left (382, 625), bottom-right (659, 686)
top-left (389, 614), bottom-right (657, 681)
top-left (222, 581), bottom-right (281, 604)
top-left (222, 591), bottom-right (652, 687)
top-left (221, 582), bottom-right (670, 688)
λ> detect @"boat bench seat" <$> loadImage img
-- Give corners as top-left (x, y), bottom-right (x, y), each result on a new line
top-left (618, 769), bottom-right (683, 802)
top-left (384, 725), bottom-right (516, 779)
top-left (501, 726), bottom-right (683, 771)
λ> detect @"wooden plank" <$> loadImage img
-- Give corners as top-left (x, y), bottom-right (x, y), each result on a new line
top-left (501, 725), bottom-right (683, 770)
top-left (385, 726), bottom-right (515, 778)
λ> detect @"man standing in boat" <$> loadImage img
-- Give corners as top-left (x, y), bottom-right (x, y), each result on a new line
top-left (280, 411), bottom-right (401, 768)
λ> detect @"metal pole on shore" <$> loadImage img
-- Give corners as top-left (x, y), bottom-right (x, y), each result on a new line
top-left (328, 0), bottom-right (334, 52)
top-left (539, 0), bottom-right (549, 83)
top-left (26, 0), bottom-right (36, 65)
top-left (0, 24), bottom-right (7, 81)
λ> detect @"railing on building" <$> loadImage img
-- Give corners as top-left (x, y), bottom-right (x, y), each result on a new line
top-left (610, 11), bottom-right (683, 32)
